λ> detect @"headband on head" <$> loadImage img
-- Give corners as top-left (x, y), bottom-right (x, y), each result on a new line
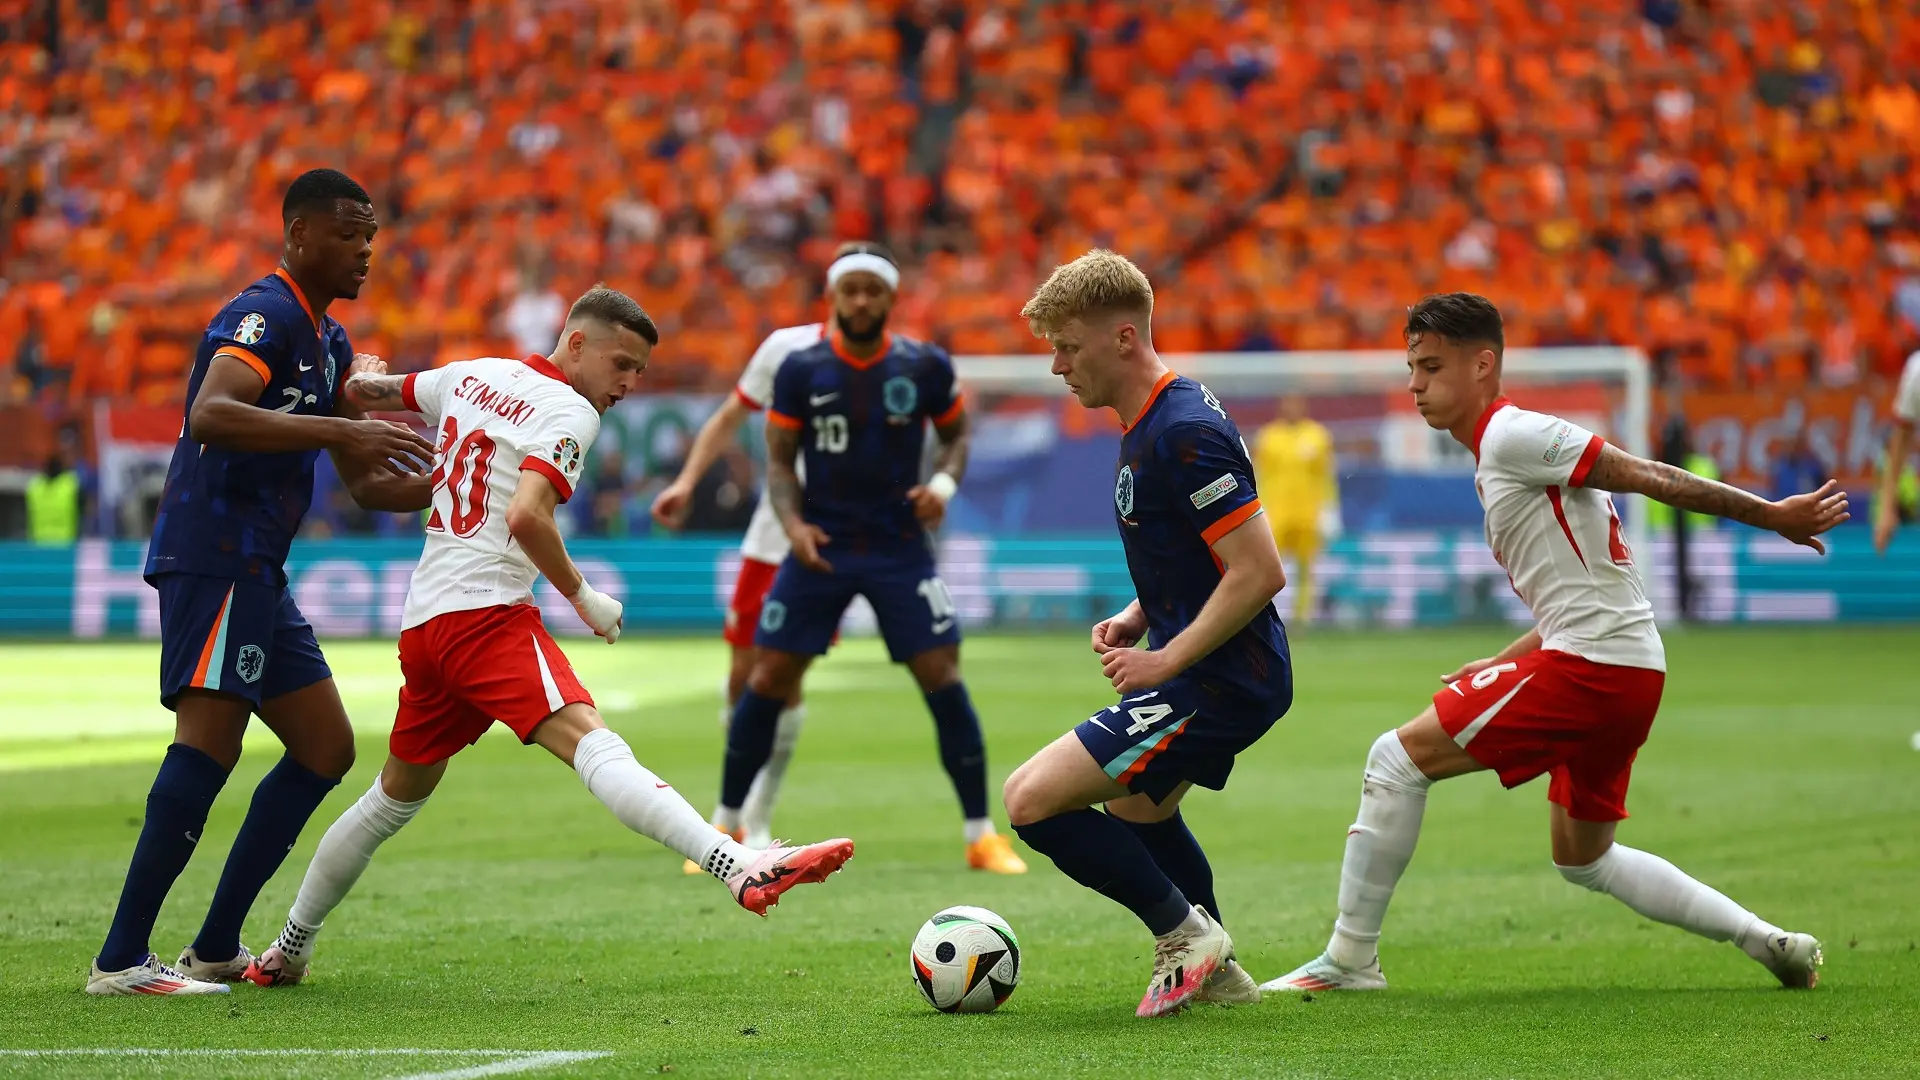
top-left (827, 252), bottom-right (900, 291)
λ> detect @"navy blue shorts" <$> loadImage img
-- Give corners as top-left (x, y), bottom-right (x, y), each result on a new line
top-left (754, 546), bottom-right (961, 662)
top-left (1075, 672), bottom-right (1291, 804)
top-left (154, 572), bottom-right (332, 713)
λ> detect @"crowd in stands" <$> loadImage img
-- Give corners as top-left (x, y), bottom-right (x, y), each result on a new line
top-left (5, 0), bottom-right (1920, 409)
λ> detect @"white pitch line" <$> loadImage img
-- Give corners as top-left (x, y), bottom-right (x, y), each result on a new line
top-left (392, 1051), bottom-right (610, 1080)
top-left (0, 1049), bottom-right (612, 1079)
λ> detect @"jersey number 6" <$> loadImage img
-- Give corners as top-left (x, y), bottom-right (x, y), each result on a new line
top-left (427, 416), bottom-right (497, 538)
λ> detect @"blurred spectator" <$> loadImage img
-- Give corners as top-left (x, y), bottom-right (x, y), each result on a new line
top-left (26, 429), bottom-right (82, 545)
top-left (1771, 433), bottom-right (1829, 501)
top-left (502, 271), bottom-right (567, 360)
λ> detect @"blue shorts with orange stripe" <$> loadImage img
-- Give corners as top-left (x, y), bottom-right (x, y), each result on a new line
top-left (1075, 671), bottom-right (1291, 804)
top-left (154, 572), bottom-right (331, 713)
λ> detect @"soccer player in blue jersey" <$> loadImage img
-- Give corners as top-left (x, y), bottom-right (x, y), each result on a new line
top-left (86, 169), bottom-right (438, 995)
top-left (1001, 250), bottom-right (1293, 1017)
top-left (711, 243), bottom-right (1026, 875)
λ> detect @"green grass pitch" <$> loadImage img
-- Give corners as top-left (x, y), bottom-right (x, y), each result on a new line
top-left (1, 627), bottom-right (1917, 1079)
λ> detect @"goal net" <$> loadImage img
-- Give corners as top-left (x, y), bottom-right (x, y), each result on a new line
top-left (940, 347), bottom-right (1654, 631)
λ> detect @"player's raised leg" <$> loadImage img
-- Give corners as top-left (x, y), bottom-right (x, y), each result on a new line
top-left (179, 602), bottom-right (351, 980)
top-left (538, 702), bottom-right (851, 915)
top-left (1004, 731), bottom-right (1229, 1017)
top-left (246, 755), bottom-right (440, 987)
top-left (902, 642), bottom-right (1023, 874)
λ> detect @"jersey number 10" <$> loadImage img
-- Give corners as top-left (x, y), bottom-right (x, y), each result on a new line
top-left (813, 414), bottom-right (848, 454)
top-left (427, 416), bottom-right (497, 538)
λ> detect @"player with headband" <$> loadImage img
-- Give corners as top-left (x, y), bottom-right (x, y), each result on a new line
top-left (654, 242), bottom-right (1025, 875)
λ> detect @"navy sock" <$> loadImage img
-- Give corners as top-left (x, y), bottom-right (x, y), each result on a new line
top-left (97, 743), bottom-right (230, 971)
top-left (1014, 809), bottom-right (1191, 935)
top-left (923, 683), bottom-right (989, 820)
top-left (720, 690), bottom-right (785, 809)
top-left (1121, 812), bottom-right (1221, 926)
top-left (189, 755), bottom-right (340, 962)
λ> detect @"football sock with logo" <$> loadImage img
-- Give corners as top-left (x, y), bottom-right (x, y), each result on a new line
top-left (1555, 843), bottom-right (1786, 961)
top-left (575, 728), bottom-right (750, 878)
top-left (282, 778), bottom-right (428, 961)
top-left (97, 743), bottom-right (230, 972)
top-left (1120, 812), bottom-right (1221, 927)
top-left (189, 754), bottom-right (340, 962)
top-left (924, 683), bottom-right (991, 825)
top-left (1013, 810), bottom-right (1192, 935)
top-left (1327, 730), bottom-right (1433, 970)
top-left (720, 690), bottom-right (785, 812)
top-left (741, 705), bottom-right (804, 840)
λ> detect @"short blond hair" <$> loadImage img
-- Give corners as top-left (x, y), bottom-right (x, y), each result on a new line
top-left (1020, 249), bottom-right (1154, 336)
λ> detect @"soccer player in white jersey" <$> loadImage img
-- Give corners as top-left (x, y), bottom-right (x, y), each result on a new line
top-left (1265, 293), bottom-right (1846, 994)
top-left (1873, 349), bottom-right (1920, 555)
top-left (241, 287), bottom-right (853, 987)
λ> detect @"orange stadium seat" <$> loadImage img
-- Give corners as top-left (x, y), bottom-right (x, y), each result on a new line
top-left (3, 0), bottom-right (1920, 403)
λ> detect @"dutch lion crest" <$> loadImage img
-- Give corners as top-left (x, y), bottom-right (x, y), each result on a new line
top-left (1115, 465), bottom-right (1135, 518)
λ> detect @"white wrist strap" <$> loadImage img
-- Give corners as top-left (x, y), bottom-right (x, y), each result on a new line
top-left (926, 472), bottom-right (958, 503)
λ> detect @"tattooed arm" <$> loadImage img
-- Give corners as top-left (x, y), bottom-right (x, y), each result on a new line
top-left (1583, 443), bottom-right (1850, 553)
top-left (342, 371), bottom-right (412, 414)
top-left (766, 420), bottom-right (831, 572)
top-left (908, 408), bottom-right (970, 530)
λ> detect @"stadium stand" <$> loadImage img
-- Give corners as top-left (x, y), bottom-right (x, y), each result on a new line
top-left (3, 0), bottom-right (1920, 406)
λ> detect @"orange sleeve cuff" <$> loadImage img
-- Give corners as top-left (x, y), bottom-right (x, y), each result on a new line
top-left (212, 346), bottom-right (271, 385)
top-left (766, 409), bottom-right (802, 430)
top-left (932, 393), bottom-right (965, 427)
top-left (1201, 499), bottom-right (1265, 546)
top-left (1569, 435), bottom-right (1605, 487)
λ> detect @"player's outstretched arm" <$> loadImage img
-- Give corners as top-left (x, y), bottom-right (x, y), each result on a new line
top-left (505, 470), bottom-right (623, 642)
top-left (652, 393), bottom-right (753, 530)
top-left (333, 359), bottom-right (432, 511)
top-left (190, 356), bottom-right (436, 475)
top-left (1101, 513), bottom-right (1286, 693)
top-left (908, 408), bottom-right (970, 530)
top-left (1583, 443), bottom-right (1850, 554)
top-left (1874, 419), bottom-right (1911, 554)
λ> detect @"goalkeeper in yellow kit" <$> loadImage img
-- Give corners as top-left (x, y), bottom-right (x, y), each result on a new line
top-left (1252, 394), bottom-right (1339, 625)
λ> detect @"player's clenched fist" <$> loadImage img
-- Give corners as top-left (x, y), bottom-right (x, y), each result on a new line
top-left (346, 352), bottom-right (388, 380)
top-left (1101, 645), bottom-right (1175, 694)
top-left (568, 581), bottom-right (624, 643)
top-left (650, 479), bottom-right (695, 530)
top-left (1091, 600), bottom-right (1147, 655)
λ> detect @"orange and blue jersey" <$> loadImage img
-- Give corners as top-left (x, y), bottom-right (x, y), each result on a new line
top-left (145, 269), bottom-right (353, 587)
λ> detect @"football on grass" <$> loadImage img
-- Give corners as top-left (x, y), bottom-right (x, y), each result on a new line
top-left (910, 906), bottom-right (1020, 1013)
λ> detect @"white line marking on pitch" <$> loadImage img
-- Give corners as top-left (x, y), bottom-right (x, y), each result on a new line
top-left (0, 1049), bottom-right (611, 1078)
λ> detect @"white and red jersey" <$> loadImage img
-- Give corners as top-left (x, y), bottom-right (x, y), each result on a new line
top-left (1894, 350), bottom-right (1920, 424)
top-left (397, 355), bottom-right (600, 630)
top-left (1471, 397), bottom-right (1665, 672)
top-left (733, 323), bottom-right (825, 564)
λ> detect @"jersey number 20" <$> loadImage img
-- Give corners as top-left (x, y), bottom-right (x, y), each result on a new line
top-left (427, 416), bottom-right (497, 538)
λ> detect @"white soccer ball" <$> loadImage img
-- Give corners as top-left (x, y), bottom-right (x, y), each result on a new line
top-left (909, 905), bottom-right (1021, 1013)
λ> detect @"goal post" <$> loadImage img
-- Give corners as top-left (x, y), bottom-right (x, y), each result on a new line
top-left (953, 347), bottom-right (1656, 622)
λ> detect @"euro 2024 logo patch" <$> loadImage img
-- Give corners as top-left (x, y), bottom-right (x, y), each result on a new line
top-left (1115, 465), bottom-right (1135, 519)
top-left (234, 313), bottom-right (267, 346)
top-left (550, 436), bottom-right (583, 477)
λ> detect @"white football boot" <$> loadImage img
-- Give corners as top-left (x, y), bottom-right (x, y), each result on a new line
top-left (87, 953), bottom-right (229, 996)
top-left (1260, 951), bottom-right (1389, 993)
top-left (174, 943), bottom-right (255, 982)
top-left (1758, 932), bottom-right (1823, 989)
top-left (1137, 907), bottom-right (1231, 1018)
top-left (1197, 955), bottom-right (1262, 1006)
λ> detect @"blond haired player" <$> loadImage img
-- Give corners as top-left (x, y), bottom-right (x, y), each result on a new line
top-left (1251, 394), bottom-right (1339, 625)
top-left (243, 288), bottom-right (853, 987)
top-left (1265, 293), bottom-right (1841, 994)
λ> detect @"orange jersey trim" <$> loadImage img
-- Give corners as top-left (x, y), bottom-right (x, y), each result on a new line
top-left (766, 409), bottom-right (802, 430)
top-left (1121, 370), bottom-right (1179, 431)
top-left (828, 330), bottom-right (891, 370)
top-left (931, 392), bottom-right (965, 428)
top-left (190, 587), bottom-right (233, 688)
top-left (1201, 498), bottom-right (1265, 546)
top-left (273, 267), bottom-right (322, 337)
top-left (212, 346), bottom-right (272, 385)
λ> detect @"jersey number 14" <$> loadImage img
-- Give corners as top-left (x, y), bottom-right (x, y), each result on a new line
top-left (426, 416), bottom-right (497, 538)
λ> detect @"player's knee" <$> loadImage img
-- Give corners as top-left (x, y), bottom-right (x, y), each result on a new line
top-left (1363, 729), bottom-right (1431, 792)
top-left (1001, 766), bottom-right (1049, 827)
top-left (908, 649), bottom-right (961, 693)
top-left (1555, 851), bottom-right (1613, 892)
top-left (307, 737), bottom-right (356, 781)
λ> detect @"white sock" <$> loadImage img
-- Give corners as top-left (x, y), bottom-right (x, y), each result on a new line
top-left (282, 780), bottom-right (427, 960)
top-left (573, 728), bottom-right (753, 880)
top-left (741, 705), bottom-right (804, 842)
top-left (1556, 843), bottom-right (1782, 960)
top-left (1160, 904), bottom-right (1206, 939)
top-left (964, 817), bottom-right (994, 844)
top-left (1327, 730), bottom-right (1433, 970)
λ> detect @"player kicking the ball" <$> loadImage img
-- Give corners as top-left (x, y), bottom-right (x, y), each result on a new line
top-left (1001, 251), bottom-right (1292, 1017)
top-left (244, 288), bottom-right (852, 987)
top-left (710, 246), bottom-right (1025, 876)
top-left (1265, 293), bottom-right (1842, 995)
